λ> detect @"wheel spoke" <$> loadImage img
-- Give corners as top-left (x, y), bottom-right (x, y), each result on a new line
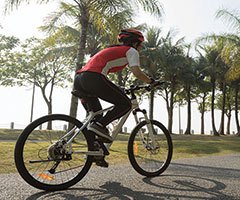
top-left (15, 114), bottom-right (92, 190)
top-left (128, 120), bottom-right (172, 176)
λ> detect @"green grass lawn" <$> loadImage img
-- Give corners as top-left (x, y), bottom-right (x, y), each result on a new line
top-left (0, 129), bottom-right (22, 140)
top-left (0, 129), bottom-right (240, 174)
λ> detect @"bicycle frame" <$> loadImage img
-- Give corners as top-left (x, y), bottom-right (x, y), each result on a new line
top-left (62, 94), bottom-right (158, 154)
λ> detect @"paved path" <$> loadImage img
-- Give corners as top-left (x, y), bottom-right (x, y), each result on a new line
top-left (1, 154), bottom-right (240, 200)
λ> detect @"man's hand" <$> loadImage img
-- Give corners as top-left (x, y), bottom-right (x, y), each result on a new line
top-left (130, 66), bottom-right (153, 83)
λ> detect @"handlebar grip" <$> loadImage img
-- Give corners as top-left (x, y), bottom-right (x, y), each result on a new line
top-left (124, 81), bottom-right (166, 94)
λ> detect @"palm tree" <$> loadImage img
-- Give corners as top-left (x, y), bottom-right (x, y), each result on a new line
top-left (215, 8), bottom-right (240, 135)
top-left (232, 80), bottom-right (240, 135)
top-left (5, 0), bottom-right (163, 120)
top-left (141, 27), bottom-right (162, 119)
top-left (194, 8), bottom-right (240, 136)
top-left (193, 43), bottom-right (220, 136)
top-left (196, 86), bottom-right (210, 135)
top-left (156, 31), bottom-right (186, 133)
top-left (203, 45), bottom-right (222, 136)
top-left (216, 9), bottom-right (240, 82)
top-left (178, 54), bottom-right (197, 135)
top-left (211, 39), bottom-right (229, 135)
top-left (194, 53), bottom-right (211, 135)
top-left (216, 86), bottom-right (234, 135)
top-left (235, 84), bottom-right (240, 136)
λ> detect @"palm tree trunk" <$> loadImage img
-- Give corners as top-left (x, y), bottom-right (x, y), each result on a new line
top-left (211, 81), bottom-right (219, 136)
top-left (226, 111), bottom-right (231, 135)
top-left (168, 108), bottom-right (173, 134)
top-left (201, 111), bottom-right (205, 135)
top-left (164, 88), bottom-right (173, 134)
top-left (234, 85), bottom-right (240, 135)
top-left (167, 87), bottom-right (175, 134)
top-left (149, 90), bottom-right (154, 120)
top-left (200, 92), bottom-right (207, 135)
top-left (218, 83), bottom-right (226, 135)
top-left (184, 85), bottom-right (191, 135)
top-left (69, 6), bottom-right (89, 119)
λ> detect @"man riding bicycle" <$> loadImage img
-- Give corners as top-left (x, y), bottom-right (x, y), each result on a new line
top-left (74, 29), bottom-right (155, 166)
top-left (13, 29), bottom-right (171, 190)
top-left (74, 29), bottom-right (155, 141)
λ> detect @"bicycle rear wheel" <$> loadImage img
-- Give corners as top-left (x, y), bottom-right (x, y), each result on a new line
top-left (14, 114), bottom-right (93, 191)
top-left (128, 120), bottom-right (172, 177)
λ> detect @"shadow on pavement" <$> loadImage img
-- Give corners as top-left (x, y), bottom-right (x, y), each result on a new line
top-left (25, 161), bottom-right (239, 200)
top-left (143, 174), bottom-right (230, 200)
top-left (25, 177), bottom-right (232, 200)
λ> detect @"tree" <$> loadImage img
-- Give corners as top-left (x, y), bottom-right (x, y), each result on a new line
top-left (231, 81), bottom-right (240, 135)
top-left (141, 27), bottom-right (162, 119)
top-left (0, 35), bottom-right (20, 82)
top-left (0, 37), bottom-right (74, 127)
top-left (194, 53), bottom-right (211, 135)
top-left (194, 8), bottom-right (240, 136)
top-left (5, 0), bottom-right (163, 120)
top-left (201, 46), bottom-right (238, 135)
top-left (215, 87), bottom-right (235, 135)
top-left (201, 9), bottom-right (240, 136)
top-left (215, 8), bottom-right (240, 136)
top-left (156, 31), bottom-right (186, 133)
top-left (213, 39), bottom-right (229, 135)
top-left (199, 44), bottom-right (223, 136)
top-left (195, 85), bottom-right (211, 135)
top-left (178, 54), bottom-right (197, 135)
top-left (216, 9), bottom-right (240, 82)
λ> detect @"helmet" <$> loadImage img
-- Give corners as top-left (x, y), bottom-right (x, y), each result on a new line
top-left (118, 29), bottom-right (144, 44)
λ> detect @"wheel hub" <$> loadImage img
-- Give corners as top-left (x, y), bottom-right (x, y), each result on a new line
top-left (48, 142), bottom-right (65, 160)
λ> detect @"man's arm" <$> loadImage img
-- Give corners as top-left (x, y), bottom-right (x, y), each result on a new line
top-left (130, 66), bottom-right (152, 84)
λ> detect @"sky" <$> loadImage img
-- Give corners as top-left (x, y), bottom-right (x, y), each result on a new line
top-left (0, 0), bottom-right (239, 133)
top-left (1, 0), bottom-right (239, 42)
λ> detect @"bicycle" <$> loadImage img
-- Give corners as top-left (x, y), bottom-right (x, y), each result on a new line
top-left (14, 82), bottom-right (173, 191)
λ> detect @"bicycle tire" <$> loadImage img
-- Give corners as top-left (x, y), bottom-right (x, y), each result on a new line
top-left (14, 114), bottom-right (93, 191)
top-left (128, 120), bottom-right (172, 177)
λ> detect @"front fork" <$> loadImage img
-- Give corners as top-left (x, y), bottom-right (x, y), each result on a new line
top-left (133, 108), bottom-right (158, 149)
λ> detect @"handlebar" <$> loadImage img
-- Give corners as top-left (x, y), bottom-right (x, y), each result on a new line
top-left (124, 81), bottom-right (166, 95)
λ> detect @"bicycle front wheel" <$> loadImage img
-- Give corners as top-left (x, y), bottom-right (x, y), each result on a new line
top-left (14, 114), bottom-right (93, 191)
top-left (128, 120), bottom-right (172, 177)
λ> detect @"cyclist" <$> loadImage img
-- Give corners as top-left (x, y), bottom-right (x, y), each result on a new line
top-left (74, 29), bottom-right (155, 143)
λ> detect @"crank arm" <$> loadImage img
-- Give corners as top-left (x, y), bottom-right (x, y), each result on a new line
top-left (49, 161), bottom-right (61, 174)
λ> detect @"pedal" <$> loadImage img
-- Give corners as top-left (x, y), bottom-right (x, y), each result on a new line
top-left (93, 156), bottom-right (109, 168)
top-left (95, 160), bottom-right (109, 168)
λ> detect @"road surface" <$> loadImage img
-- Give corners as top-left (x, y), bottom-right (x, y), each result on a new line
top-left (0, 154), bottom-right (239, 200)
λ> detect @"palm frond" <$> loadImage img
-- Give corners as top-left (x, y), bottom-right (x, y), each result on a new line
top-left (40, 2), bottom-right (78, 34)
top-left (135, 0), bottom-right (163, 18)
top-left (216, 9), bottom-right (240, 33)
top-left (4, 0), bottom-right (50, 13)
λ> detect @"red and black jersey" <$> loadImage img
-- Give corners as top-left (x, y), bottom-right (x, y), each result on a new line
top-left (77, 45), bottom-right (140, 76)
